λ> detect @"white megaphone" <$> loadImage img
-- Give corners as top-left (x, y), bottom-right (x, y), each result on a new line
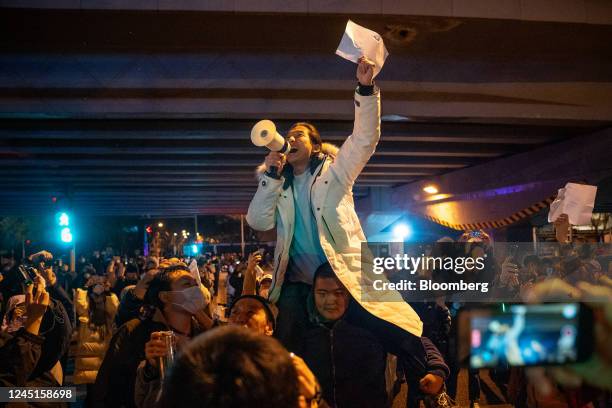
top-left (251, 120), bottom-right (292, 177)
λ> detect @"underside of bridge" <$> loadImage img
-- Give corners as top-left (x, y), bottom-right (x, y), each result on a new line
top-left (1, 2), bottom-right (611, 220)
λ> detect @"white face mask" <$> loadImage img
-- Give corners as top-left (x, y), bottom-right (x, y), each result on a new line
top-left (166, 285), bottom-right (207, 315)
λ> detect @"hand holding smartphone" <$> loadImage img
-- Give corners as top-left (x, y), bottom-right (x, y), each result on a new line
top-left (458, 303), bottom-right (593, 369)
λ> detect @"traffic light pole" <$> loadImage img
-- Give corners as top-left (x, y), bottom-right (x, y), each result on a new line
top-left (70, 242), bottom-right (75, 273)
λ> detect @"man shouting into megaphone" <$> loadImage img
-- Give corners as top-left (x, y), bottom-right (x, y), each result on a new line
top-left (247, 57), bottom-right (451, 407)
top-left (248, 57), bottom-right (380, 340)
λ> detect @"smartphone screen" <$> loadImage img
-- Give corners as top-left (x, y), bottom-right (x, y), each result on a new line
top-left (462, 303), bottom-right (592, 368)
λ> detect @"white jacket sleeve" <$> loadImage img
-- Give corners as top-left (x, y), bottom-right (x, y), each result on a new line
top-left (329, 90), bottom-right (381, 187)
top-left (246, 174), bottom-right (284, 231)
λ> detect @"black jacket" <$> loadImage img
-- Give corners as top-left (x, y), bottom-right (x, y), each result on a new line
top-left (0, 321), bottom-right (70, 408)
top-left (48, 282), bottom-right (74, 326)
top-left (298, 318), bottom-right (388, 408)
top-left (297, 297), bottom-right (450, 408)
top-left (91, 317), bottom-right (167, 408)
top-left (115, 286), bottom-right (146, 327)
top-left (92, 312), bottom-right (205, 408)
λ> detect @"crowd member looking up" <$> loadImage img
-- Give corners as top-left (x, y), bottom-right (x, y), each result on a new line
top-left (227, 295), bottom-right (324, 407)
top-left (134, 296), bottom-right (308, 407)
top-left (228, 294), bottom-right (277, 336)
top-left (160, 325), bottom-right (326, 408)
top-left (92, 262), bottom-right (213, 408)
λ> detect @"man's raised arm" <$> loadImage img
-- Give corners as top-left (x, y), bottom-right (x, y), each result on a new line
top-left (329, 57), bottom-right (380, 187)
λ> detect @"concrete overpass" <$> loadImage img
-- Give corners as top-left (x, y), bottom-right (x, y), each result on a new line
top-left (1, 1), bottom-right (611, 225)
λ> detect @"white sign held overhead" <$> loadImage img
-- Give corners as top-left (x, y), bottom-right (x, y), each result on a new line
top-left (188, 258), bottom-right (202, 286)
top-left (548, 182), bottom-right (598, 225)
top-left (336, 20), bottom-right (389, 78)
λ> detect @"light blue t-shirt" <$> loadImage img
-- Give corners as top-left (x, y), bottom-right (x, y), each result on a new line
top-left (287, 171), bottom-right (327, 284)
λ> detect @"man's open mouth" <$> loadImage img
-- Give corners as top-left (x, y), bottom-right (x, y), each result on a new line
top-left (289, 148), bottom-right (298, 153)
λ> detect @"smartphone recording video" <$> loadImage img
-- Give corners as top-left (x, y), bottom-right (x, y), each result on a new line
top-left (459, 303), bottom-right (593, 369)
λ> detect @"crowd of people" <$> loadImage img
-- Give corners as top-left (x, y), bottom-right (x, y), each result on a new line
top-left (1, 235), bottom-right (611, 408)
top-left (1, 57), bottom-right (611, 408)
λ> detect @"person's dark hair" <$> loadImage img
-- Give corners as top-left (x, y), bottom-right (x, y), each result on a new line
top-left (289, 122), bottom-right (322, 149)
top-left (561, 256), bottom-right (581, 276)
top-left (229, 295), bottom-right (278, 330)
top-left (33, 299), bottom-right (71, 379)
top-left (161, 325), bottom-right (299, 408)
top-left (522, 255), bottom-right (541, 268)
top-left (144, 258), bottom-right (158, 272)
top-left (81, 264), bottom-right (96, 276)
top-left (145, 264), bottom-right (191, 310)
top-left (313, 262), bottom-right (338, 287)
top-left (541, 257), bottom-right (554, 267)
top-left (126, 263), bottom-right (139, 275)
top-left (578, 244), bottom-right (595, 260)
top-left (559, 244), bottom-right (574, 257)
top-left (196, 256), bottom-right (207, 268)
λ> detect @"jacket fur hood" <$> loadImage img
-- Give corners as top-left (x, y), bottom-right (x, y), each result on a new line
top-left (255, 142), bottom-right (339, 179)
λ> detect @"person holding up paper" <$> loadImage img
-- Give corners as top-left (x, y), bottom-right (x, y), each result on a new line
top-left (247, 29), bottom-right (452, 408)
top-left (549, 182), bottom-right (598, 242)
top-left (247, 57), bottom-right (390, 347)
top-left (336, 20), bottom-right (389, 78)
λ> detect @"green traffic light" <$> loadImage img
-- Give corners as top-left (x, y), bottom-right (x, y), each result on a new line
top-left (60, 227), bottom-right (73, 243)
top-left (57, 212), bottom-right (70, 226)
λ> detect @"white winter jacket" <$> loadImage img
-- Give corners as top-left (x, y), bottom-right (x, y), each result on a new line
top-left (246, 89), bottom-right (423, 337)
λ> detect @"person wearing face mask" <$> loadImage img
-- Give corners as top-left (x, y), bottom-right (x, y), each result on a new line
top-left (159, 326), bottom-right (329, 408)
top-left (93, 263), bottom-right (213, 408)
top-left (73, 275), bottom-right (119, 388)
top-left (134, 294), bottom-right (277, 408)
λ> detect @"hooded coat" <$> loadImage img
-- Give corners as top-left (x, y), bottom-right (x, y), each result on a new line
top-left (73, 287), bottom-right (119, 384)
top-left (246, 89), bottom-right (423, 337)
